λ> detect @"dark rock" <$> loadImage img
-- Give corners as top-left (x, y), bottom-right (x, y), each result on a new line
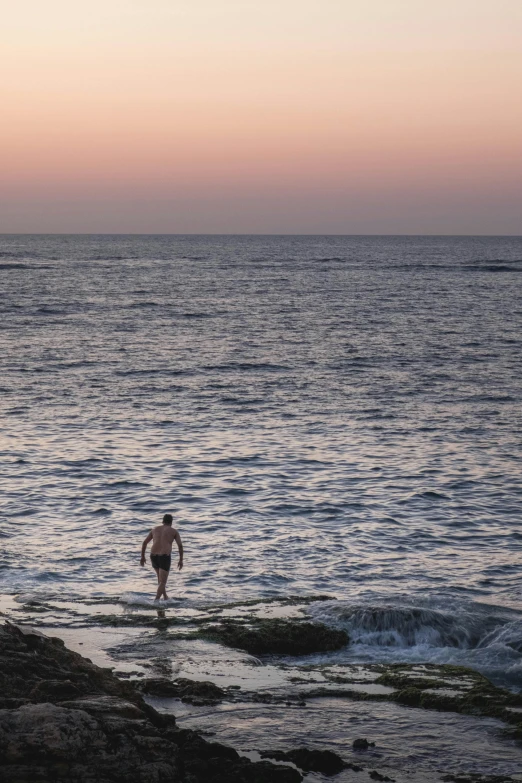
top-left (252, 692), bottom-right (274, 703)
top-left (0, 700), bottom-right (182, 781)
top-left (0, 703), bottom-right (107, 764)
top-left (440, 777), bottom-right (515, 783)
top-left (353, 737), bottom-right (375, 750)
top-left (394, 687), bottom-right (422, 707)
top-left (369, 772), bottom-right (395, 782)
top-left (187, 757), bottom-right (302, 783)
top-left (0, 622), bottom-right (303, 782)
top-left (502, 722), bottom-right (522, 741)
top-left (375, 663), bottom-right (522, 724)
top-left (58, 694), bottom-right (147, 720)
top-left (177, 728), bottom-right (302, 781)
top-left (175, 729), bottom-right (240, 761)
top-left (138, 678), bottom-right (182, 697)
top-left (236, 760), bottom-right (302, 782)
top-left (199, 618), bottom-right (349, 656)
top-left (260, 747), bottom-right (347, 775)
top-left (0, 622), bottom-right (138, 705)
top-left (29, 680), bottom-right (81, 700)
top-left (139, 677), bottom-right (225, 705)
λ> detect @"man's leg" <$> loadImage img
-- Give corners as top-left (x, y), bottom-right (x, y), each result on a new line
top-left (152, 567), bottom-right (163, 601)
top-left (155, 568), bottom-right (169, 600)
top-left (152, 567), bottom-right (160, 600)
top-left (160, 568), bottom-right (169, 600)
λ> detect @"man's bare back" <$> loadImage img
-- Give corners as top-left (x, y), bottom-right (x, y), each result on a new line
top-left (140, 513), bottom-right (183, 601)
top-left (150, 524), bottom-right (178, 555)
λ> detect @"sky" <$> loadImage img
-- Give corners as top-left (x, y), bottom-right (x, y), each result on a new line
top-left (1, 0), bottom-right (521, 234)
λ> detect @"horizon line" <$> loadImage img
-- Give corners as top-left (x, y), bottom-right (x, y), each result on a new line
top-left (1, 232), bottom-right (521, 238)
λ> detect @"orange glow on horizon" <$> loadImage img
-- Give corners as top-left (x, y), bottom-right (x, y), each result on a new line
top-left (1, 1), bottom-right (521, 233)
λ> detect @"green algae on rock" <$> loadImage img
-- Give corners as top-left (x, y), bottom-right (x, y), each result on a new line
top-left (197, 618), bottom-right (349, 656)
top-left (289, 661), bottom-right (522, 730)
top-left (375, 663), bottom-right (522, 723)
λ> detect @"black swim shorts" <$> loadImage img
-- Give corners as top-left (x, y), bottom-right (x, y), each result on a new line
top-left (151, 554), bottom-right (171, 572)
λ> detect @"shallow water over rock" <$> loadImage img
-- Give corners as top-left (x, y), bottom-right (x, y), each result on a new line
top-left (151, 697), bottom-right (522, 780)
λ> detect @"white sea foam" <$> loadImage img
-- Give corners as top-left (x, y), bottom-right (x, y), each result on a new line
top-left (119, 591), bottom-right (184, 608)
top-left (306, 596), bottom-right (522, 688)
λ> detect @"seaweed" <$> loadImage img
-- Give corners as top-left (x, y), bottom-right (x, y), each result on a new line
top-left (197, 618), bottom-right (349, 656)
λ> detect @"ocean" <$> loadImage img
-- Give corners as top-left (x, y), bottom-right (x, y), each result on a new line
top-left (1, 234), bottom-right (522, 778)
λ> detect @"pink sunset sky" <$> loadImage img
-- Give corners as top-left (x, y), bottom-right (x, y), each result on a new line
top-left (2, 0), bottom-right (521, 234)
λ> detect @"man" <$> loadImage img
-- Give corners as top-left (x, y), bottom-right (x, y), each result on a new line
top-left (140, 513), bottom-right (183, 601)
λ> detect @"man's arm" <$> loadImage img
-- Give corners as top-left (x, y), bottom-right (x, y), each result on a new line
top-left (174, 530), bottom-right (184, 570)
top-left (140, 531), bottom-right (153, 566)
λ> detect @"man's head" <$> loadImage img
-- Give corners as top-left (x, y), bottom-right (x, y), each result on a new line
top-left (162, 513), bottom-right (173, 525)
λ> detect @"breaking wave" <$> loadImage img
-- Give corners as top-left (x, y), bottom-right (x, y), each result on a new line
top-left (307, 598), bottom-right (522, 689)
top-left (310, 599), bottom-right (520, 650)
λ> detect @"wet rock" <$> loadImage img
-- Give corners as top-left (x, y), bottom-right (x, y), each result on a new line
top-left (58, 695), bottom-right (147, 720)
top-left (115, 669), bottom-right (144, 679)
top-left (298, 662), bottom-right (522, 728)
top-left (177, 729), bottom-right (302, 782)
top-left (199, 618), bottom-right (349, 656)
top-left (140, 677), bottom-right (225, 705)
top-left (239, 760), bottom-right (303, 782)
top-left (0, 622), bottom-right (304, 782)
top-left (176, 729), bottom-right (241, 761)
top-left (376, 663), bottom-right (522, 722)
top-left (57, 694), bottom-right (152, 734)
top-left (0, 703), bottom-right (107, 763)
top-left (138, 678), bottom-right (182, 697)
top-left (440, 775), bottom-right (516, 783)
top-left (369, 772), bottom-right (395, 782)
top-left (29, 679), bottom-right (81, 700)
top-left (0, 699), bottom-right (181, 781)
top-left (260, 747), bottom-right (348, 775)
top-left (353, 737), bottom-right (375, 750)
top-left (252, 692), bottom-right (274, 703)
top-left (188, 758), bottom-right (303, 783)
top-left (503, 722), bottom-right (522, 741)
top-left (394, 687), bottom-right (422, 707)
top-left (0, 621), bottom-right (138, 708)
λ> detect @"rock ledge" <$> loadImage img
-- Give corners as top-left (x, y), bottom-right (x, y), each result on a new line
top-left (0, 622), bottom-right (302, 783)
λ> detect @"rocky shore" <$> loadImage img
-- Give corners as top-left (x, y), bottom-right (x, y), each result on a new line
top-left (1, 618), bottom-right (521, 783)
top-left (0, 622), bottom-right (301, 782)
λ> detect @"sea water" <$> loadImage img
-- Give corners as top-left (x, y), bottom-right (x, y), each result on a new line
top-left (1, 234), bottom-right (522, 774)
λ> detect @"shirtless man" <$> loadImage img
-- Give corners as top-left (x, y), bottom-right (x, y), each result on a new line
top-left (140, 513), bottom-right (183, 600)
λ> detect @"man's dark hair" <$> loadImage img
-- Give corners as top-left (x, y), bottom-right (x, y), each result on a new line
top-left (162, 513), bottom-right (173, 525)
